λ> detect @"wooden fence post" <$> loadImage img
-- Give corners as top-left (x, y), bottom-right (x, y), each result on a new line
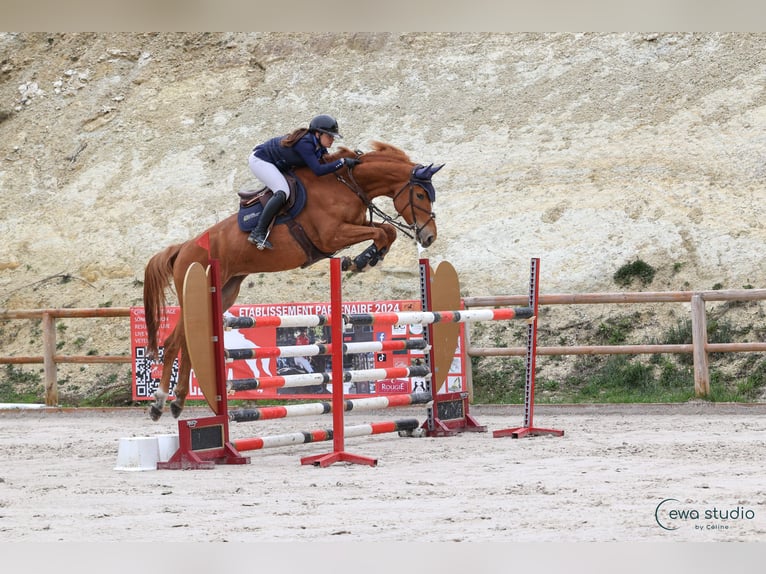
top-left (691, 294), bottom-right (710, 397)
top-left (42, 312), bottom-right (58, 406)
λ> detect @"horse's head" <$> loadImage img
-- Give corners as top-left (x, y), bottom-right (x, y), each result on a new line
top-left (391, 162), bottom-right (443, 248)
top-left (343, 142), bottom-right (443, 248)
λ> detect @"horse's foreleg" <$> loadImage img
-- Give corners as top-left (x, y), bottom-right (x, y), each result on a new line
top-left (342, 244), bottom-right (379, 272)
top-left (342, 224), bottom-right (397, 272)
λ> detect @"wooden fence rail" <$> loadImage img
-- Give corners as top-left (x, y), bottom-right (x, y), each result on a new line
top-left (2, 288), bottom-right (766, 405)
top-left (0, 308), bottom-right (132, 405)
top-left (462, 289), bottom-right (766, 398)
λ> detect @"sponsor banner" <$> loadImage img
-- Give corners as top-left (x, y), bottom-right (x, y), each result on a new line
top-left (131, 300), bottom-right (466, 401)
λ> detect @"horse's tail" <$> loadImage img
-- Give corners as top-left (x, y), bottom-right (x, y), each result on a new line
top-left (143, 243), bottom-right (182, 359)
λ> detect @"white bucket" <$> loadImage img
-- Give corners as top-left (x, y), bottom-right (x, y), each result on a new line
top-left (156, 434), bottom-right (180, 462)
top-left (114, 437), bottom-right (160, 471)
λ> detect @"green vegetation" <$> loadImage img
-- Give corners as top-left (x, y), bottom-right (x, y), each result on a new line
top-left (76, 371), bottom-right (138, 407)
top-left (471, 357), bottom-right (527, 404)
top-left (613, 259), bottom-right (656, 287)
top-left (0, 365), bottom-right (43, 403)
top-left (473, 352), bottom-right (766, 404)
top-left (548, 355), bottom-right (695, 403)
top-left (597, 313), bottom-right (641, 344)
top-left (0, 366), bottom-right (144, 407)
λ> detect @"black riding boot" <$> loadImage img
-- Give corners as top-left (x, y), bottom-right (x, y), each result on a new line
top-left (248, 190), bottom-right (287, 250)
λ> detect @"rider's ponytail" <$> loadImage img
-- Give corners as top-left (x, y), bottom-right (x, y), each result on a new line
top-left (280, 128), bottom-right (309, 147)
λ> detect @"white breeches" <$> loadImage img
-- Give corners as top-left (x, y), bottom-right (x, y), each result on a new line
top-left (249, 153), bottom-right (291, 199)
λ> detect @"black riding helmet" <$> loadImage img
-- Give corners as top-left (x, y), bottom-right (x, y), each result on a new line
top-left (309, 114), bottom-right (342, 139)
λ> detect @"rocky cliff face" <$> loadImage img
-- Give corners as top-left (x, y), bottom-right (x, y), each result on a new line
top-left (1, 33), bottom-right (765, 393)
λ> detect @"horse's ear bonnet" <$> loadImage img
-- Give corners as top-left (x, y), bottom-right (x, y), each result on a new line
top-left (412, 163), bottom-right (444, 202)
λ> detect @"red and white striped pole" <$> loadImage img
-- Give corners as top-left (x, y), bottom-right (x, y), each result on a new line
top-left (233, 419), bottom-right (420, 452)
top-left (228, 365), bottom-right (431, 393)
top-left (229, 392), bottom-right (432, 422)
top-left (225, 307), bottom-right (531, 329)
top-left (224, 338), bottom-right (428, 360)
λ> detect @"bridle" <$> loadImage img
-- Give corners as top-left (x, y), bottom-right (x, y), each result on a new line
top-left (336, 165), bottom-right (437, 241)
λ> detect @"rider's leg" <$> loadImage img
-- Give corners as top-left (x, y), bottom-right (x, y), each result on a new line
top-left (247, 154), bottom-right (291, 249)
top-left (248, 190), bottom-right (287, 249)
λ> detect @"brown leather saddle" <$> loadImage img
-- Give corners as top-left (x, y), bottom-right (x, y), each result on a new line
top-left (237, 174), bottom-right (301, 210)
top-left (237, 174), bottom-right (332, 267)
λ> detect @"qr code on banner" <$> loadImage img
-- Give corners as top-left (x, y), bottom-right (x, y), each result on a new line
top-left (133, 346), bottom-right (180, 398)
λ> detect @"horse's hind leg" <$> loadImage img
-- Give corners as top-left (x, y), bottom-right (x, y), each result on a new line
top-left (169, 347), bottom-right (192, 418)
top-left (149, 329), bottom-right (181, 421)
top-left (152, 277), bottom-right (242, 420)
top-left (149, 381), bottom-right (169, 421)
top-left (149, 345), bottom-right (174, 421)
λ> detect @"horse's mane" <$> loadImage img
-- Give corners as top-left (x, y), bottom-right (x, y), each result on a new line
top-left (327, 141), bottom-right (413, 164)
top-left (365, 141), bottom-right (412, 162)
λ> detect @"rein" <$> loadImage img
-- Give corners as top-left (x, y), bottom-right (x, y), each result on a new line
top-left (336, 166), bottom-right (436, 241)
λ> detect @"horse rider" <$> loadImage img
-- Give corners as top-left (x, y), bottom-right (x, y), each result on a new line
top-left (247, 114), bottom-right (361, 250)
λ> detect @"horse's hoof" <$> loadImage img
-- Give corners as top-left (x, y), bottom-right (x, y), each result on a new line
top-left (353, 256), bottom-right (369, 271)
top-left (149, 405), bottom-right (163, 421)
top-left (341, 256), bottom-right (354, 272)
top-left (170, 402), bottom-right (183, 418)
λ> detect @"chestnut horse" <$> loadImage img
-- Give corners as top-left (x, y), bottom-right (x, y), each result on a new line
top-left (143, 141), bottom-right (443, 420)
